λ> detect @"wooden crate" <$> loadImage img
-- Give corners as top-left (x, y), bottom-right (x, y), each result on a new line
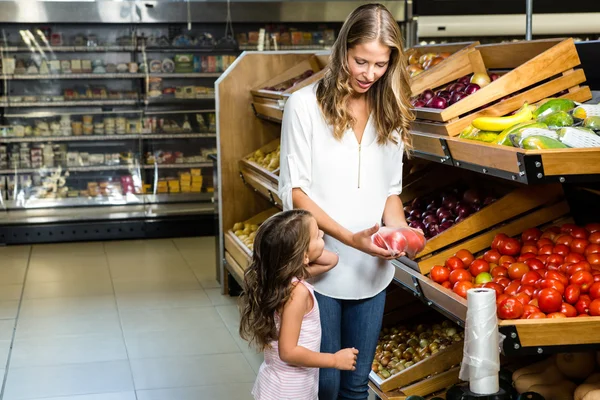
top-left (225, 207), bottom-right (280, 270)
top-left (407, 41), bottom-right (479, 96)
top-left (239, 138), bottom-right (280, 185)
top-left (410, 38), bottom-right (591, 136)
top-left (369, 292), bottom-right (463, 394)
top-left (240, 166), bottom-right (283, 210)
top-left (251, 54), bottom-right (327, 122)
top-left (400, 173), bottom-right (564, 272)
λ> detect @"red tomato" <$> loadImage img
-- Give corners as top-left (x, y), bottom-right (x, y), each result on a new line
top-left (588, 282), bottom-right (600, 300)
top-left (537, 288), bottom-right (562, 313)
top-left (539, 279), bottom-right (565, 295)
top-left (565, 253), bottom-right (585, 264)
top-left (449, 269), bottom-right (472, 285)
top-left (537, 238), bottom-right (554, 248)
top-left (529, 298), bottom-right (539, 307)
top-left (441, 281), bottom-right (452, 289)
top-left (517, 284), bottom-right (536, 297)
top-left (555, 235), bottom-right (574, 247)
top-left (508, 262), bottom-right (530, 280)
top-left (495, 294), bottom-right (509, 306)
top-left (547, 254), bottom-right (565, 265)
top-left (546, 263), bottom-right (560, 271)
top-left (521, 245), bottom-right (538, 255)
top-left (455, 249), bottom-right (475, 267)
top-left (588, 253), bottom-right (600, 267)
top-left (589, 299), bottom-right (600, 316)
top-left (545, 270), bottom-right (569, 286)
top-left (594, 273), bottom-right (600, 283)
top-left (559, 263), bottom-right (572, 274)
top-left (560, 303), bottom-right (577, 317)
top-left (523, 240), bottom-right (538, 247)
top-left (504, 281), bottom-right (520, 296)
top-left (521, 271), bottom-right (542, 286)
top-left (527, 312), bottom-right (546, 319)
top-left (525, 258), bottom-right (545, 271)
top-left (553, 244), bottom-right (571, 256)
top-left (491, 266), bottom-right (508, 278)
top-left (585, 244), bottom-right (600, 256)
top-left (571, 238), bottom-right (590, 255)
top-left (453, 281), bottom-right (474, 298)
top-left (522, 304), bottom-right (540, 319)
top-left (430, 265), bottom-right (451, 283)
top-left (570, 261), bottom-right (592, 275)
top-left (565, 284), bottom-right (581, 304)
top-left (586, 223), bottom-right (600, 234)
top-left (518, 253), bottom-right (537, 262)
top-left (469, 259), bottom-right (490, 277)
top-left (547, 312), bottom-right (567, 319)
top-left (500, 238), bottom-right (521, 256)
top-left (538, 245), bottom-right (554, 255)
top-left (483, 249), bottom-right (501, 264)
top-left (445, 256), bottom-right (465, 271)
top-left (491, 233), bottom-right (509, 251)
top-left (515, 292), bottom-right (531, 306)
top-left (541, 230), bottom-right (559, 242)
top-left (497, 297), bottom-right (524, 319)
top-left (493, 277), bottom-right (511, 288)
top-left (482, 282), bottom-right (504, 297)
top-left (575, 297), bottom-right (591, 315)
top-left (570, 270), bottom-right (594, 293)
top-left (498, 255), bottom-right (516, 265)
top-left (561, 223), bottom-right (578, 234)
top-left (537, 254), bottom-right (549, 264)
top-left (571, 227), bottom-right (589, 239)
top-left (589, 232), bottom-right (600, 244)
top-left (522, 228), bottom-right (542, 242)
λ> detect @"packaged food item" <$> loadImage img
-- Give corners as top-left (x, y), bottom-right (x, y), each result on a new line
top-left (372, 226), bottom-right (427, 258)
top-left (72, 121), bottom-right (83, 136)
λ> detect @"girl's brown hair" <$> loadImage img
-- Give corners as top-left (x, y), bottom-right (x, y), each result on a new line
top-left (239, 209), bottom-right (313, 350)
top-left (316, 3), bottom-right (414, 150)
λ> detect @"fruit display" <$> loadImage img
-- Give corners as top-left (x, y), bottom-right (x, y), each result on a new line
top-left (232, 221), bottom-right (260, 250)
top-left (372, 320), bottom-right (463, 381)
top-left (403, 186), bottom-right (498, 239)
top-left (512, 352), bottom-right (600, 399)
top-left (261, 70), bottom-right (315, 92)
top-left (410, 72), bottom-right (500, 109)
top-left (428, 221), bottom-right (600, 320)
top-left (406, 51), bottom-right (453, 78)
top-left (460, 99), bottom-right (600, 149)
top-left (372, 226), bottom-right (427, 258)
top-left (246, 144), bottom-right (280, 172)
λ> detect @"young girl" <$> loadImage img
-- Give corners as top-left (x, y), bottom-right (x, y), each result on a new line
top-left (239, 209), bottom-right (359, 400)
top-left (278, 3), bottom-right (416, 399)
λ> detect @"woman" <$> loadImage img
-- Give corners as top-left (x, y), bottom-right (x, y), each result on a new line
top-left (278, 3), bottom-right (415, 399)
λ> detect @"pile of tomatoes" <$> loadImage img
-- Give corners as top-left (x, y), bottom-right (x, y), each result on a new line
top-left (429, 222), bottom-right (600, 320)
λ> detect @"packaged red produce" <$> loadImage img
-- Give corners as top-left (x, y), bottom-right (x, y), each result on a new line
top-left (372, 226), bottom-right (427, 258)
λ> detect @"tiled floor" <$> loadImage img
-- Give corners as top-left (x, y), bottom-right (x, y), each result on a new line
top-left (0, 237), bottom-right (261, 400)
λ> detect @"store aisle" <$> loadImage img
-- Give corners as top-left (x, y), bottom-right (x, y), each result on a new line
top-left (0, 238), bottom-right (262, 400)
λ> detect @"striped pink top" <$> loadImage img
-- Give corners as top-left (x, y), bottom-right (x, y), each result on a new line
top-left (252, 278), bottom-right (321, 400)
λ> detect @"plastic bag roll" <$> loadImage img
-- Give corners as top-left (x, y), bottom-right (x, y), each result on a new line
top-left (459, 288), bottom-right (500, 394)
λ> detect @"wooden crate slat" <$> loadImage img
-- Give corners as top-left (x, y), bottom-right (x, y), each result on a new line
top-left (224, 251), bottom-right (247, 288)
top-left (251, 55), bottom-right (323, 99)
top-left (240, 167), bottom-right (283, 210)
top-left (252, 102), bottom-right (283, 122)
top-left (410, 132), bottom-right (447, 158)
top-left (444, 135), bottom-right (523, 174)
top-left (498, 317), bottom-right (600, 347)
top-left (400, 367), bottom-right (460, 396)
top-left (369, 382), bottom-right (407, 400)
top-left (225, 233), bottom-right (252, 271)
top-left (239, 138), bottom-right (281, 185)
top-left (478, 38), bottom-right (563, 69)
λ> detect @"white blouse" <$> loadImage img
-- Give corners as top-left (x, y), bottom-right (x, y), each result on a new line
top-left (278, 83), bottom-right (405, 300)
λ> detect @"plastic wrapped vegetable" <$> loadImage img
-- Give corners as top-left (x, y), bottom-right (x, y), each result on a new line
top-left (509, 128), bottom-right (559, 148)
top-left (372, 227), bottom-right (427, 258)
top-left (521, 136), bottom-right (568, 150)
top-left (537, 110), bottom-right (574, 129)
top-left (556, 127), bottom-right (600, 148)
top-left (496, 121), bottom-right (548, 146)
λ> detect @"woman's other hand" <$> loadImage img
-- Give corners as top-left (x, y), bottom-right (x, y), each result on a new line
top-left (350, 223), bottom-right (398, 260)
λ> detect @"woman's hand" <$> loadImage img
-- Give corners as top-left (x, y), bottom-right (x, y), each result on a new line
top-left (350, 223), bottom-right (398, 260)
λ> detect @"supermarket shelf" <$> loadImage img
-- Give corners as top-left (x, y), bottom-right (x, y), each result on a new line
top-left (1, 72), bottom-right (222, 80)
top-left (144, 96), bottom-right (215, 104)
top-left (0, 133), bottom-right (216, 143)
top-left (0, 45), bottom-right (137, 53)
top-left (140, 46), bottom-right (238, 53)
top-left (0, 162), bottom-right (213, 174)
top-left (238, 44), bottom-right (331, 51)
top-left (0, 100), bottom-right (138, 108)
top-left (4, 192), bottom-right (213, 210)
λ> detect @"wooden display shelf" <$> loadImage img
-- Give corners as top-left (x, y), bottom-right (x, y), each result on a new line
top-left (409, 129), bottom-right (600, 185)
top-left (401, 173), bottom-right (564, 273)
top-left (240, 167), bottom-right (283, 210)
top-left (410, 38), bottom-right (591, 136)
top-left (370, 380), bottom-right (452, 400)
top-left (394, 198), bottom-right (600, 354)
top-left (239, 138), bottom-right (280, 185)
top-left (370, 288), bottom-right (462, 396)
top-left (407, 41), bottom-right (480, 96)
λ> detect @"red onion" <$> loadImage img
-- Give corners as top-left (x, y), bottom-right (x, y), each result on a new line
top-left (403, 205), bottom-right (412, 214)
top-left (413, 100), bottom-right (426, 108)
top-left (437, 90), bottom-right (451, 100)
top-left (437, 209), bottom-right (453, 221)
top-left (420, 89), bottom-right (434, 102)
top-left (426, 203), bottom-right (438, 212)
top-left (449, 92), bottom-right (467, 105)
top-left (490, 73), bottom-right (500, 81)
top-left (463, 189), bottom-right (482, 205)
top-left (439, 220), bottom-right (455, 232)
top-left (409, 220), bottom-right (426, 231)
top-left (427, 223), bottom-right (440, 237)
top-left (455, 215), bottom-right (466, 223)
top-left (423, 214), bottom-right (439, 225)
top-left (464, 83), bottom-right (481, 95)
top-left (458, 75), bottom-right (472, 86)
top-left (447, 83), bottom-right (466, 94)
top-left (457, 206), bottom-right (472, 218)
top-left (426, 96), bottom-right (448, 110)
top-left (483, 196), bottom-right (497, 206)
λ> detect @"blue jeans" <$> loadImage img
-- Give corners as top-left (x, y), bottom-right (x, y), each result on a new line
top-left (315, 289), bottom-right (386, 400)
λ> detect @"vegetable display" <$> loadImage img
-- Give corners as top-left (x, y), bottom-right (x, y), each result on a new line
top-left (428, 222), bottom-right (600, 320)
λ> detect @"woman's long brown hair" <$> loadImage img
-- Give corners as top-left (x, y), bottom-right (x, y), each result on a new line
top-left (239, 209), bottom-right (312, 351)
top-left (316, 3), bottom-right (414, 150)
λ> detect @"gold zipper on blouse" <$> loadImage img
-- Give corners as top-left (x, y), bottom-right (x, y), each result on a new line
top-left (358, 143), bottom-right (362, 188)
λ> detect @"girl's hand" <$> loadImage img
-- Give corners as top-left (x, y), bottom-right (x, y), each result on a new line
top-left (334, 347), bottom-right (359, 371)
top-left (351, 224), bottom-right (397, 260)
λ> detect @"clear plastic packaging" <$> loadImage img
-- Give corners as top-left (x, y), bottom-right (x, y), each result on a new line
top-left (372, 226), bottom-right (427, 258)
